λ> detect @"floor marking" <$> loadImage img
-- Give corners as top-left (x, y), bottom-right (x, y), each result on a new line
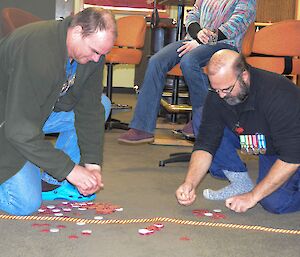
top-left (0, 215), bottom-right (299, 236)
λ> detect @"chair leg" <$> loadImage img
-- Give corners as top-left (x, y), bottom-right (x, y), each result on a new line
top-left (105, 63), bottom-right (129, 131)
top-left (170, 75), bottom-right (179, 123)
top-left (159, 152), bottom-right (191, 167)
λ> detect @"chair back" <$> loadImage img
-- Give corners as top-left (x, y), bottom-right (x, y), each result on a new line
top-left (1, 7), bottom-right (42, 36)
top-left (246, 20), bottom-right (300, 75)
top-left (114, 16), bottom-right (146, 49)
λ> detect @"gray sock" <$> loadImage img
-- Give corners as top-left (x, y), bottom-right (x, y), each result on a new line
top-left (203, 170), bottom-right (254, 200)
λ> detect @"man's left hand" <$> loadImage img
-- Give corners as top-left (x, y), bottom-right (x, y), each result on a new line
top-left (177, 40), bottom-right (199, 57)
top-left (225, 192), bottom-right (258, 213)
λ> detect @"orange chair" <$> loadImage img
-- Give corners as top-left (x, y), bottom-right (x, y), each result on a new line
top-left (1, 7), bottom-right (41, 36)
top-left (241, 22), bottom-right (256, 57)
top-left (246, 20), bottom-right (300, 81)
top-left (105, 15), bottom-right (146, 130)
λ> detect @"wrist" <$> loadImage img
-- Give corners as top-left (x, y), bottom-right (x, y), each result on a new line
top-left (185, 179), bottom-right (196, 188)
top-left (195, 37), bottom-right (202, 45)
top-left (85, 163), bottom-right (101, 171)
top-left (249, 189), bottom-right (261, 203)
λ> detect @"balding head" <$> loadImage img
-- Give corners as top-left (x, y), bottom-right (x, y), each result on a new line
top-left (207, 49), bottom-right (240, 77)
top-left (207, 49), bottom-right (251, 105)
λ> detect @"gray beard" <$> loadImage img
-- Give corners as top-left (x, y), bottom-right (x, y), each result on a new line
top-left (224, 79), bottom-right (249, 106)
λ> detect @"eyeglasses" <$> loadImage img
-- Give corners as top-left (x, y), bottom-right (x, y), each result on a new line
top-left (209, 73), bottom-right (242, 95)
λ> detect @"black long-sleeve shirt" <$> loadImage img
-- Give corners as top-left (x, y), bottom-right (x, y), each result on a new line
top-left (194, 67), bottom-right (300, 164)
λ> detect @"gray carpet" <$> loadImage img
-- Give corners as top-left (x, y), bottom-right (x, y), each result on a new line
top-left (0, 94), bottom-right (299, 257)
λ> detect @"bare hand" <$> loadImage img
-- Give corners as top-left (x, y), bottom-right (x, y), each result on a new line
top-left (176, 182), bottom-right (196, 206)
top-left (66, 164), bottom-right (103, 196)
top-left (84, 163), bottom-right (104, 188)
top-left (197, 28), bottom-right (216, 44)
top-left (225, 192), bottom-right (257, 213)
top-left (177, 40), bottom-right (199, 57)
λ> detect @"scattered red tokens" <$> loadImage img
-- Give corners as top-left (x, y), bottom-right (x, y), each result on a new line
top-left (138, 223), bottom-right (165, 236)
top-left (192, 209), bottom-right (226, 219)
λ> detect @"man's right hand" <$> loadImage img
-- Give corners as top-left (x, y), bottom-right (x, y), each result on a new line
top-left (176, 182), bottom-right (197, 206)
top-left (66, 164), bottom-right (103, 196)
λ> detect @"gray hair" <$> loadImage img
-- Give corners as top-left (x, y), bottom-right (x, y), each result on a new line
top-left (70, 7), bottom-right (117, 39)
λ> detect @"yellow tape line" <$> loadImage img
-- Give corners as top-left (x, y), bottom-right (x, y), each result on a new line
top-left (0, 214), bottom-right (299, 235)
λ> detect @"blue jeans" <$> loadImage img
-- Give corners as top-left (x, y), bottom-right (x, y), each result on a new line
top-left (192, 107), bottom-right (247, 179)
top-left (130, 40), bottom-right (236, 134)
top-left (193, 107), bottom-right (300, 214)
top-left (0, 95), bottom-right (111, 215)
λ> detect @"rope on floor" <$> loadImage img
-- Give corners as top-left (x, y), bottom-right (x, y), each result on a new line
top-left (0, 214), bottom-right (299, 236)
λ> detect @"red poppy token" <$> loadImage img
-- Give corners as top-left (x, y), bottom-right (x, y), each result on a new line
top-left (192, 209), bottom-right (211, 217)
top-left (81, 230), bottom-right (92, 236)
top-left (57, 225), bottom-right (66, 229)
top-left (146, 225), bottom-right (160, 231)
top-left (212, 213), bottom-right (226, 219)
top-left (153, 223), bottom-right (164, 229)
top-left (180, 236), bottom-right (190, 241)
top-left (235, 127), bottom-right (244, 134)
top-left (40, 229), bottom-right (50, 233)
top-left (68, 235), bottom-right (79, 239)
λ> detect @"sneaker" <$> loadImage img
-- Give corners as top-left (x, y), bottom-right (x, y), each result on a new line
top-left (42, 181), bottom-right (96, 202)
top-left (118, 128), bottom-right (154, 144)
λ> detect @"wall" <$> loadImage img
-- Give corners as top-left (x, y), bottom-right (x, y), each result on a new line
top-left (0, 0), bottom-right (56, 20)
top-left (256, 0), bottom-right (297, 22)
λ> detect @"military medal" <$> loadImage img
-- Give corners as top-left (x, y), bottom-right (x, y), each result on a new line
top-left (257, 133), bottom-right (267, 154)
top-left (239, 133), bottom-right (267, 155)
top-left (252, 134), bottom-right (260, 154)
top-left (247, 135), bottom-right (254, 154)
top-left (239, 135), bottom-right (247, 154)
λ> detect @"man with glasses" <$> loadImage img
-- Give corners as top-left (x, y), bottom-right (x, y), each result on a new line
top-left (176, 49), bottom-right (300, 214)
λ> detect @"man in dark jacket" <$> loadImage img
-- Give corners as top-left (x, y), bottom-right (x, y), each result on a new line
top-left (176, 49), bottom-right (300, 214)
top-left (0, 7), bottom-right (116, 215)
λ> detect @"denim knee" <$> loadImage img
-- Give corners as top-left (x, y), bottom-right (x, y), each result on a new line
top-left (180, 54), bottom-right (197, 71)
top-left (101, 94), bottom-right (111, 121)
top-left (260, 195), bottom-right (286, 214)
top-left (10, 194), bottom-right (42, 216)
top-left (148, 54), bottom-right (163, 70)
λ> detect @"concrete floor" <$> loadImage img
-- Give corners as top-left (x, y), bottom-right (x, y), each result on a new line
top-left (0, 94), bottom-right (299, 257)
